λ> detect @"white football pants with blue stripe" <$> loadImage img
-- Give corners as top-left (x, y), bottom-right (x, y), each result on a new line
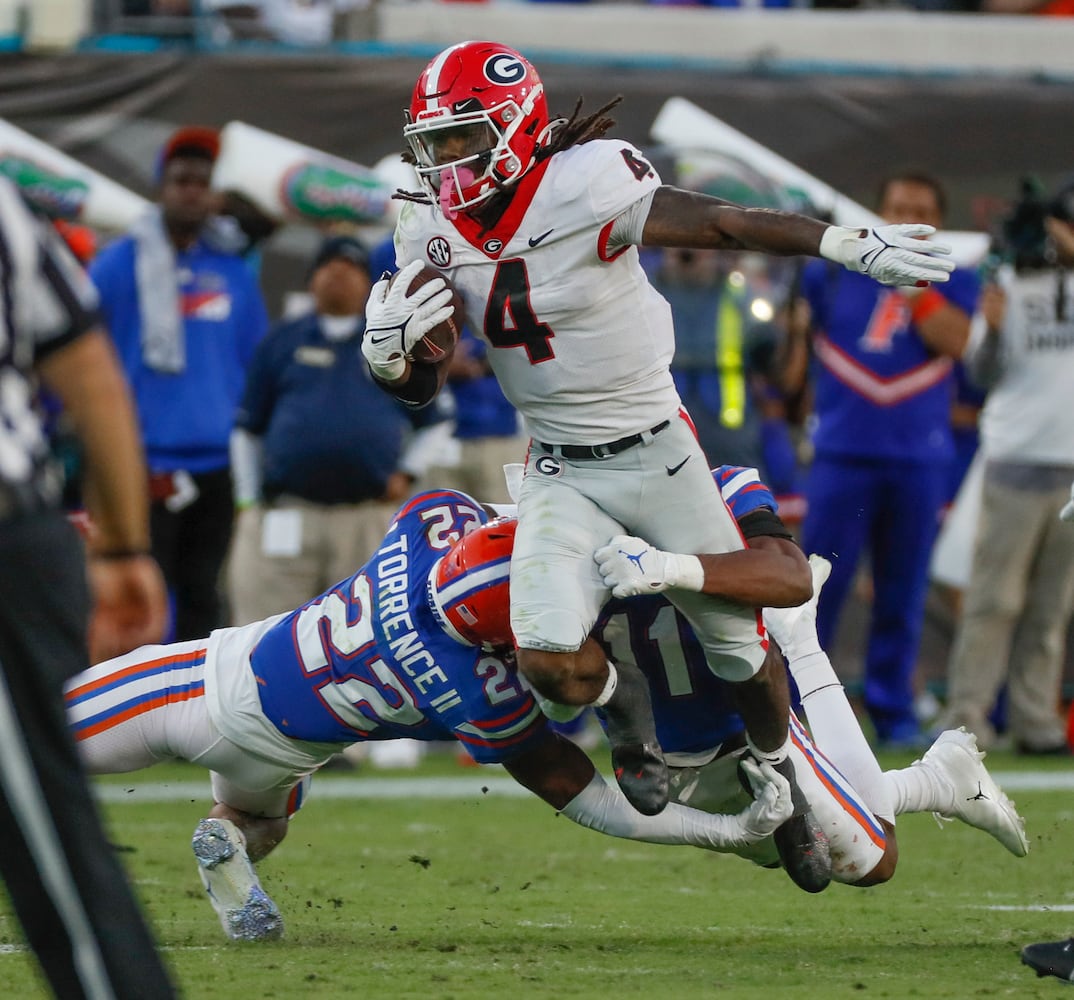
top-left (668, 712), bottom-right (887, 884)
top-left (64, 639), bottom-right (310, 818)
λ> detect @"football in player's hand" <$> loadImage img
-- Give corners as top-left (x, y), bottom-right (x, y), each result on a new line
top-left (388, 264), bottom-right (465, 365)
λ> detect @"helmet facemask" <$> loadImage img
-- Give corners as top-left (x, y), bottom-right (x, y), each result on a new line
top-left (405, 95), bottom-right (541, 217)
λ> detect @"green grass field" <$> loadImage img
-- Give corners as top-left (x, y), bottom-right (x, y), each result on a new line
top-left (2, 749), bottom-right (1072, 999)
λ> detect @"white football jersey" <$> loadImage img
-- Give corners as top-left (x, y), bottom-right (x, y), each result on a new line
top-left (394, 139), bottom-right (681, 445)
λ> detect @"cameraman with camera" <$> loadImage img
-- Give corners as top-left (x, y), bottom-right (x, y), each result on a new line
top-left (938, 178), bottom-right (1074, 755)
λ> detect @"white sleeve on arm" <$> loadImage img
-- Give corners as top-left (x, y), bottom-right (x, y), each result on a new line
top-left (559, 771), bottom-right (753, 852)
top-left (606, 189), bottom-right (658, 251)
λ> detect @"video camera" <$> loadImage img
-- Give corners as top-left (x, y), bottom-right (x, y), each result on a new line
top-left (993, 176), bottom-right (1074, 271)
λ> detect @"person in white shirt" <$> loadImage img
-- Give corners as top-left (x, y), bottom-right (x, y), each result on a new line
top-left (938, 181), bottom-right (1074, 754)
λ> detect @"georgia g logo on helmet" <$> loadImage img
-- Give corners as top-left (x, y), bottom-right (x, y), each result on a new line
top-left (484, 54), bottom-right (526, 86)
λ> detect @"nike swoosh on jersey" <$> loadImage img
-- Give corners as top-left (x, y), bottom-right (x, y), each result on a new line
top-left (528, 230), bottom-right (554, 247)
top-left (666, 456), bottom-right (690, 476)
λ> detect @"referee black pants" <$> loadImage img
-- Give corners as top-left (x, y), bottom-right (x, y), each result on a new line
top-left (0, 512), bottom-right (175, 999)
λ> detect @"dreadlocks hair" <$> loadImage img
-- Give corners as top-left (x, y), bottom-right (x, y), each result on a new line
top-left (536, 95), bottom-right (622, 163)
top-left (395, 146), bottom-right (432, 206)
top-left (392, 184), bottom-right (429, 206)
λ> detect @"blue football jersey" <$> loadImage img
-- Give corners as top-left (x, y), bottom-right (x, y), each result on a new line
top-left (593, 466), bottom-right (779, 754)
top-left (712, 464), bottom-right (778, 521)
top-left (249, 489), bottom-right (548, 764)
top-left (799, 263), bottom-right (980, 464)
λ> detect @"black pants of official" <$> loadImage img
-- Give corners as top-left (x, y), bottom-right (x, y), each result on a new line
top-left (151, 465), bottom-right (235, 641)
top-left (0, 512), bottom-right (176, 999)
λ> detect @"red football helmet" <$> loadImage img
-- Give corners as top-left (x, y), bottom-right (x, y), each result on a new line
top-left (428, 517), bottom-right (517, 650)
top-left (404, 40), bottom-right (550, 215)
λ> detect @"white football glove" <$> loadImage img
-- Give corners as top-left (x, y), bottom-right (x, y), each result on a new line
top-left (762, 554), bottom-right (831, 661)
top-left (361, 259), bottom-right (455, 381)
top-left (594, 534), bottom-right (704, 598)
top-left (737, 758), bottom-right (794, 843)
top-left (820, 223), bottom-right (955, 287)
top-left (1061, 480), bottom-right (1074, 523)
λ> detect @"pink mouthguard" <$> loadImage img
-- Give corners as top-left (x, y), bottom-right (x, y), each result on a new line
top-left (439, 167), bottom-right (476, 219)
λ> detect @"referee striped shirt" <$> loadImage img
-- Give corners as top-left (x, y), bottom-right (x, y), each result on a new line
top-left (0, 176), bottom-right (100, 519)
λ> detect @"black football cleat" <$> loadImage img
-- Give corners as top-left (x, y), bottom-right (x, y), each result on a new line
top-left (611, 742), bottom-right (670, 817)
top-left (602, 660), bottom-right (669, 815)
top-left (1021, 938), bottom-right (1074, 982)
top-left (770, 756), bottom-right (832, 894)
top-left (772, 810), bottom-right (832, 894)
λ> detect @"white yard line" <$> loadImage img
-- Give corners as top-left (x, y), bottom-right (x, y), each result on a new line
top-left (985, 771), bottom-right (1074, 791)
top-left (91, 770), bottom-right (1073, 803)
top-left (980, 905), bottom-right (1074, 912)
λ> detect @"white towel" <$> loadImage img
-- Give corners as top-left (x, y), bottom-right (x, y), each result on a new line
top-left (130, 207), bottom-right (184, 373)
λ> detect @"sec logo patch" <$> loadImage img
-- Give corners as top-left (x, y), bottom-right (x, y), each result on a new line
top-left (427, 237), bottom-right (451, 267)
top-left (533, 455), bottom-right (563, 478)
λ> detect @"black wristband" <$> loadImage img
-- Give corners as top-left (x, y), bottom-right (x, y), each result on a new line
top-left (91, 548), bottom-right (151, 560)
top-left (738, 507), bottom-right (795, 542)
top-left (374, 361), bottom-right (442, 409)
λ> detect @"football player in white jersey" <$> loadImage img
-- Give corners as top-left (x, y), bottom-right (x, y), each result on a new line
top-left (359, 41), bottom-right (955, 863)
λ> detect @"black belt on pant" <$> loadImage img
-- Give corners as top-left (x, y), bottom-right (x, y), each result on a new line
top-left (537, 420), bottom-right (670, 461)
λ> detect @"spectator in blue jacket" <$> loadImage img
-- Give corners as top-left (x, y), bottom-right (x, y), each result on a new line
top-left (228, 234), bottom-right (452, 624)
top-left (89, 125), bottom-right (269, 640)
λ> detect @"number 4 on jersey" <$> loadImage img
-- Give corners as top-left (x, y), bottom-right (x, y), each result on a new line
top-left (484, 145), bottom-right (650, 366)
top-left (620, 148), bottom-right (653, 181)
top-left (485, 258), bottom-right (555, 363)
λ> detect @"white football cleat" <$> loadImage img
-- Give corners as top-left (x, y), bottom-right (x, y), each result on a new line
top-left (192, 818), bottom-right (283, 941)
top-left (917, 728), bottom-right (1029, 858)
